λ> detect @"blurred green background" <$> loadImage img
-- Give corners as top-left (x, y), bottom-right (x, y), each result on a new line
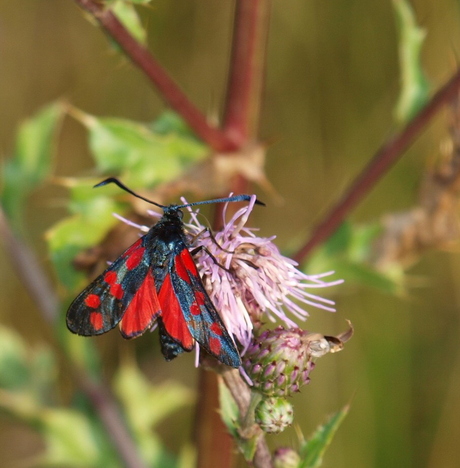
top-left (2, 0), bottom-right (460, 467)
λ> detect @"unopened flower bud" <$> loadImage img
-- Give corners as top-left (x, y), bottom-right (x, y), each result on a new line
top-left (274, 447), bottom-right (301, 468)
top-left (243, 327), bottom-right (315, 397)
top-left (255, 396), bottom-right (294, 434)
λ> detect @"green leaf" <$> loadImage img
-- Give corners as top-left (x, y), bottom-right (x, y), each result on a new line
top-left (114, 363), bottom-right (193, 467)
top-left (393, 0), bottom-right (430, 123)
top-left (0, 390), bottom-right (118, 467)
top-left (0, 327), bottom-right (116, 466)
top-left (218, 377), bottom-right (240, 439)
top-left (336, 259), bottom-right (404, 295)
top-left (304, 221), bottom-right (403, 295)
top-left (73, 110), bottom-right (207, 188)
top-left (218, 380), bottom-right (260, 462)
top-left (321, 222), bottom-right (352, 257)
top-left (111, 0), bottom-right (147, 45)
top-left (47, 180), bottom-right (124, 290)
top-left (0, 326), bottom-right (57, 401)
top-left (299, 405), bottom-right (349, 468)
top-left (0, 326), bottom-right (31, 391)
top-left (1, 102), bottom-right (64, 231)
top-left (150, 111), bottom-right (199, 139)
top-left (38, 409), bottom-right (121, 467)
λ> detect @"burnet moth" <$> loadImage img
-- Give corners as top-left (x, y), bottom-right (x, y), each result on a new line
top-left (66, 178), bottom-right (264, 368)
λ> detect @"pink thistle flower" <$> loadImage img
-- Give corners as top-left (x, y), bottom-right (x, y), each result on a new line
top-left (183, 195), bottom-right (343, 351)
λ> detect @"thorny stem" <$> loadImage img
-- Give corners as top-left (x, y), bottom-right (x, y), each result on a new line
top-left (72, 0), bottom-right (238, 152)
top-left (294, 67), bottom-right (460, 264)
top-left (0, 206), bottom-right (147, 468)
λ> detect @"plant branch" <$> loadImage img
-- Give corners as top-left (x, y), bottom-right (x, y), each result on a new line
top-left (72, 0), bottom-right (238, 152)
top-left (0, 206), bottom-right (147, 468)
top-left (221, 369), bottom-right (273, 468)
top-left (223, 0), bottom-right (271, 146)
top-left (294, 67), bottom-right (460, 263)
top-left (0, 208), bottom-right (58, 324)
top-left (75, 370), bottom-right (148, 468)
top-left (195, 3), bottom-right (271, 466)
top-left (194, 371), bottom-right (234, 468)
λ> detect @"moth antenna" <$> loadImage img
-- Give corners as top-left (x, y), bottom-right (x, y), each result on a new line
top-left (95, 177), bottom-right (265, 210)
top-left (94, 177), bottom-right (166, 209)
top-left (177, 194), bottom-right (265, 209)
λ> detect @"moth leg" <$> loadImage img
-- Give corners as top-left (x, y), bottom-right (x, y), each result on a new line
top-left (188, 227), bottom-right (236, 254)
top-left (189, 230), bottom-right (259, 272)
top-left (205, 229), bottom-right (260, 263)
top-left (190, 245), bottom-right (232, 273)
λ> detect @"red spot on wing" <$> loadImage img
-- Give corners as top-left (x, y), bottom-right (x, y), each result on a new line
top-left (110, 283), bottom-right (124, 300)
top-left (120, 272), bottom-right (160, 338)
top-left (175, 251), bottom-right (207, 317)
top-left (104, 271), bottom-right (117, 285)
top-left (90, 311), bottom-right (104, 331)
top-left (195, 290), bottom-right (205, 305)
top-left (125, 246), bottom-right (145, 270)
top-left (159, 274), bottom-right (194, 350)
top-left (190, 290), bottom-right (206, 316)
top-left (85, 294), bottom-right (101, 309)
top-left (210, 322), bottom-right (224, 336)
top-left (209, 337), bottom-right (222, 356)
top-left (190, 301), bottom-right (200, 316)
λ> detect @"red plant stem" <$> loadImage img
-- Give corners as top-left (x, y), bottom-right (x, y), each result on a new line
top-left (72, 0), bottom-right (238, 152)
top-left (223, 0), bottom-right (271, 146)
top-left (194, 371), bottom-right (234, 468)
top-left (294, 68), bottom-right (460, 264)
top-left (195, 3), bottom-right (273, 468)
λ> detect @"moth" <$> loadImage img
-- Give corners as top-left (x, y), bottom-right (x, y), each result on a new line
top-left (67, 178), bottom-right (263, 368)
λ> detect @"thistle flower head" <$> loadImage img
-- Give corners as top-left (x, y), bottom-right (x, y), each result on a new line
top-left (184, 195), bottom-right (343, 350)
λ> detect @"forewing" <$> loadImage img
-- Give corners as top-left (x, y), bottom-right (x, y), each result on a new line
top-left (159, 248), bottom-right (241, 368)
top-left (67, 238), bottom-right (160, 337)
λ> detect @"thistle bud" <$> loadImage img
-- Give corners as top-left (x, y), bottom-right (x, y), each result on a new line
top-left (273, 448), bottom-right (301, 468)
top-left (255, 396), bottom-right (294, 434)
top-left (243, 327), bottom-right (315, 397)
top-left (243, 324), bottom-right (353, 397)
